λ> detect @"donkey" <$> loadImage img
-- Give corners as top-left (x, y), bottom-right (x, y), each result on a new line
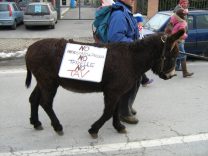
top-left (25, 30), bottom-right (184, 138)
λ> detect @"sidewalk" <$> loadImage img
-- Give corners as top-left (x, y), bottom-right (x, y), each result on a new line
top-left (0, 20), bottom-right (94, 52)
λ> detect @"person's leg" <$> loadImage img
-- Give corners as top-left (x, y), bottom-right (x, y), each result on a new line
top-left (175, 58), bottom-right (181, 71)
top-left (119, 92), bottom-right (132, 117)
top-left (128, 80), bottom-right (140, 115)
top-left (119, 81), bottom-right (140, 124)
top-left (141, 74), bottom-right (153, 87)
top-left (179, 42), bottom-right (194, 77)
top-left (141, 74), bottom-right (148, 84)
top-left (181, 60), bottom-right (194, 77)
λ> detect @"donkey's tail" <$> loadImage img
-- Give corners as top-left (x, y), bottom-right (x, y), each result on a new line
top-left (25, 67), bottom-right (32, 88)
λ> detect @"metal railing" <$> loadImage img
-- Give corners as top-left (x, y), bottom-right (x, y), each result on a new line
top-left (55, 0), bottom-right (207, 20)
top-left (159, 0), bottom-right (208, 11)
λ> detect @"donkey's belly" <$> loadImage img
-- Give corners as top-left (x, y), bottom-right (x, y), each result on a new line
top-left (59, 78), bottom-right (103, 93)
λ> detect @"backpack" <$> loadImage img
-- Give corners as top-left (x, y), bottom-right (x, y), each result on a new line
top-left (92, 5), bottom-right (122, 43)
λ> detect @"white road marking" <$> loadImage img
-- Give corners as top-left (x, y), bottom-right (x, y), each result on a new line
top-left (1, 133), bottom-right (208, 156)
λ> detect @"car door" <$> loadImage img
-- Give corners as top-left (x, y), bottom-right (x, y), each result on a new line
top-left (12, 3), bottom-right (23, 23)
top-left (185, 15), bottom-right (197, 54)
top-left (195, 14), bottom-right (208, 56)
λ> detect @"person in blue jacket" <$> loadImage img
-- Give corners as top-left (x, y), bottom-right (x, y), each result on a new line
top-left (107, 0), bottom-right (138, 43)
top-left (107, 0), bottom-right (145, 124)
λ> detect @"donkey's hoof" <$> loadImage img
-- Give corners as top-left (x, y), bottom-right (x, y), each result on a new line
top-left (31, 119), bottom-right (42, 130)
top-left (53, 124), bottom-right (63, 135)
top-left (90, 133), bottom-right (98, 139)
top-left (52, 124), bottom-right (63, 132)
top-left (34, 125), bottom-right (43, 130)
top-left (88, 128), bottom-right (98, 139)
top-left (56, 130), bottom-right (64, 136)
top-left (118, 128), bottom-right (127, 134)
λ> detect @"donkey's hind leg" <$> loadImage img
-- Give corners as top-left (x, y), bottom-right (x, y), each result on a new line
top-left (39, 84), bottom-right (63, 135)
top-left (29, 85), bottom-right (43, 130)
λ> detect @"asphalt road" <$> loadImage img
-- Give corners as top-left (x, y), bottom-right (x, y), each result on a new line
top-left (1, 18), bottom-right (208, 155)
top-left (0, 60), bottom-right (208, 156)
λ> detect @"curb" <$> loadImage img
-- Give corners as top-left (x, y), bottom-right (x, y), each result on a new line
top-left (0, 37), bottom-right (94, 52)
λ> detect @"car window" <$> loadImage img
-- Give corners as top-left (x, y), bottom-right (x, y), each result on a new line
top-left (0, 4), bottom-right (8, 11)
top-left (12, 3), bottom-right (18, 11)
top-left (196, 15), bottom-right (208, 29)
top-left (16, 4), bottom-right (22, 10)
top-left (187, 16), bottom-right (194, 30)
top-left (26, 4), bottom-right (49, 14)
top-left (18, 0), bottom-right (27, 10)
top-left (144, 13), bottom-right (170, 31)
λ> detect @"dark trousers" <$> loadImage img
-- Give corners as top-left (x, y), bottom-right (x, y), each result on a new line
top-left (119, 78), bottom-right (141, 116)
top-left (141, 74), bottom-right (149, 85)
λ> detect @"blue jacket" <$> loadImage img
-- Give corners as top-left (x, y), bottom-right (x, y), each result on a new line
top-left (107, 1), bottom-right (139, 43)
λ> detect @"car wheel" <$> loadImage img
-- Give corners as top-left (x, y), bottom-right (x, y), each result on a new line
top-left (50, 24), bottom-right (55, 29)
top-left (11, 20), bottom-right (17, 30)
top-left (203, 48), bottom-right (208, 57)
top-left (25, 25), bottom-right (30, 29)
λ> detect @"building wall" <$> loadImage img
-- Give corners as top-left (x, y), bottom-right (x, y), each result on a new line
top-left (134, 0), bottom-right (159, 18)
top-left (147, 0), bottom-right (158, 18)
top-left (132, 0), bottom-right (137, 13)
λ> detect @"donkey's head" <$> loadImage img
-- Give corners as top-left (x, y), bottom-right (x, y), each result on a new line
top-left (152, 29), bottom-right (185, 80)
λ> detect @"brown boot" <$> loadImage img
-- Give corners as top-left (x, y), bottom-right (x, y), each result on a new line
top-left (181, 60), bottom-right (194, 78)
top-left (131, 107), bottom-right (137, 115)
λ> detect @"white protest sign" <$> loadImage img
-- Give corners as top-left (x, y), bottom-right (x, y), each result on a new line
top-left (59, 43), bottom-right (107, 82)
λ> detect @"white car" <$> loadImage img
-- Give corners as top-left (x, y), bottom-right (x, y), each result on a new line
top-left (24, 2), bottom-right (57, 29)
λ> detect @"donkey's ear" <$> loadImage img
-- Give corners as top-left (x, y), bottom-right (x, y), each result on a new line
top-left (170, 29), bottom-right (185, 41)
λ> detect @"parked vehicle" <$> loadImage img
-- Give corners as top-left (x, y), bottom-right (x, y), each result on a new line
top-left (0, 2), bottom-right (23, 29)
top-left (24, 2), bottom-right (58, 29)
top-left (18, 0), bottom-right (28, 12)
top-left (143, 10), bottom-right (208, 57)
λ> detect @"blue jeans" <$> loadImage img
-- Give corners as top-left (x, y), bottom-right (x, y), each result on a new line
top-left (176, 42), bottom-right (186, 69)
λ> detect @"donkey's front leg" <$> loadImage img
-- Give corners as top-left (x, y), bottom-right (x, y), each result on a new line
top-left (88, 93), bottom-right (118, 139)
top-left (112, 104), bottom-right (126, 134)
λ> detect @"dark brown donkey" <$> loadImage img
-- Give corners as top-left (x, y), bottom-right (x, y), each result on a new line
top-left (25, 30), bottom-right (184, 138)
